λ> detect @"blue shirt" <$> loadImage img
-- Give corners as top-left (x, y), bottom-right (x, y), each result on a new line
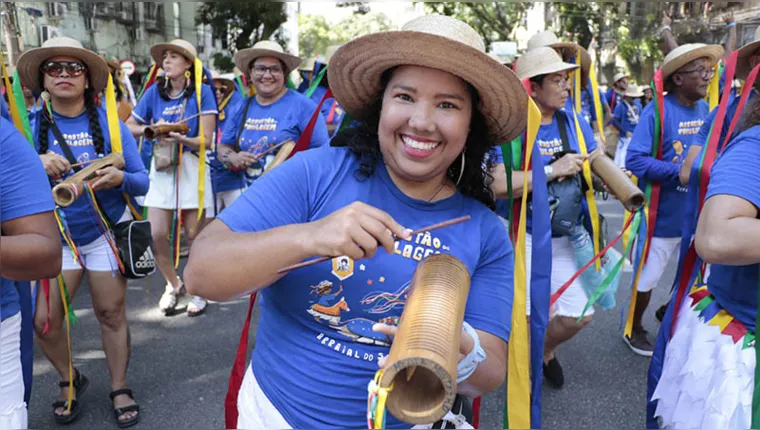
top-left (613, 99), bottom-right (642, 135)
top-left (1, 117), bottom-right (55, 321)
top-left (0, 96), bottom-right (9, 121)
top-left (220, 89), bottom-right (329, 184)
top-left (626, 93), bottom-right (709, 237)
top-left (704, 126), bottom-right (760, 330)
top-left (581, 87), bottom-right (607, 126)
top-left (32, 108), bottom-right (149, 247)
top-left (310, 85), bottom-right (346, 129)
top-left (605, 88), bottom-right (623, 111)
top-left (696, 91), bottom-right (757, 152)
top-left (210, 92), bottom-right (246, 194)
top-left (218, 145), bottom-right (514, 429)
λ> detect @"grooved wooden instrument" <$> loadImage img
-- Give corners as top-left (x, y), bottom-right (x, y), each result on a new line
top-left (143, 123), bottom-right (190, 140)
top-left (591, 155), bottom-right (645, 211)
top-left (262, 140), bottom-right (295, 174)
top-left (52, 153), bottom-right (125, 207)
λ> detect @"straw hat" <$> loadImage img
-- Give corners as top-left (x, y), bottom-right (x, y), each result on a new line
top-left (515, 47), bottom-right (579, 81)
top-left (623, 83), bottom-right (644, 98)
top-left (324, 45), bottom-right (342, 65)
top-left (527, 31), bottom-right (591, 82)
top-left (661, 43), bottom-right (724, 79)
top-left (234, 40), bottom-right (301, 75)
top-left (736, 37), bottom-right (760, 80)
top-left (299, 56), bottom-right (317, 72)
top-left (17, 36), bottom-right (110, 95)
top-left (612, 72), bottom-right (629, 84)
top-left (211, 70), bottom-right (236, 95)
top-left (328, 15), bottom-right (528, 144)
top-left (150, 39), bottom-right (197, 66)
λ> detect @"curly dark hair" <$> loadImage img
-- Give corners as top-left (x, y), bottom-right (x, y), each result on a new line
top-left (331, 68), bottom-right (498, 210)
top-left (157, 67), bottom-right (197, 101)
top-left (38, 87), bottom-right (105, 156)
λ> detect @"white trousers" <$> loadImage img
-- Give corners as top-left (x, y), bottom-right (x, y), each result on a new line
top-left (0, 314), bottom-right (27, 430)
top-left (615, 135), bottom-right (632, 168)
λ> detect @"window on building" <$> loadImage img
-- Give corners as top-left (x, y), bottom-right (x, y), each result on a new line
top-left (173, 2), bottom-right (181, 38)
top-left (47, 2), bottom-right (67, 18)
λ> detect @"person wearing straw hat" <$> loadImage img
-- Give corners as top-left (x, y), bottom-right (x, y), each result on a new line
top-left (606, 72), bottom-right (630, 112)
top-left (297, 56), bottom-right (317, 93)
top-left (126, 38), bottom-right (217, 317)
top-left (17, 36), bottom-right (148, 427)
top-left (642, 86), bottom-right (653, 108)
top-left (307, 44), bottom-right (347, 136)
top-left (218, 40), bottom-right (328, 185)
top-left (186, 14), bottom-right (525, 428)
top-left (624, 43), bottom-right (723, 357)
top-left (0, 115), bottom-right (61, 430)
top-left (611, 83), bottom-right (643, 169)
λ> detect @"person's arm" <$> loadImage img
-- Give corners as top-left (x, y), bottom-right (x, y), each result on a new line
top-left (126, 116), bottom-right (147, 138)
top-left (602, 97), bottom-right (613, 127)
top-left (116, 123), bottom-right (149, 196)
top-left (625, 106), bottom-right (680, 183)
top-left (611, 103), bottom-right (624, 133)
top-left (725, 13), bottom-right (737, 57)
top-left (1, 213), bottom-right (61, 280)
top-left (660, 12), bottom-right (679, 56)
top-left (173, 113), bottom-right (216, 151)
top-left (127, 88), bottom-right (152, 137)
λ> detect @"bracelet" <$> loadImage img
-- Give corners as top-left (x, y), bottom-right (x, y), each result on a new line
top-left (457, 321), bottom-right (487, 383)
top-left (727, 22), bottom-right (736, 28)
top-left (658, 25), bottom-right (672, 37)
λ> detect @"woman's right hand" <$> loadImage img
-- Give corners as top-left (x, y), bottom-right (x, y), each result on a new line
top-left (40, 153), bottom-right (71, 179)
top-left (304, 202), bottom-right (411, 261)
top-left (551, 153), bottom-right (589, 182)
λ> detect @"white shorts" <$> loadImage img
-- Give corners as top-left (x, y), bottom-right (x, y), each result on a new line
top-left (615, 135), bottom-right (632, 168)
top-left (637, 237), bottom-right (681, 293)
top-left (0, 314), bottom-right (27, 430)
top-left (144, 151), bottom-right (213, 211)
top-left (525, 234), bottom-right (594, 319)
top-left (63, 234), bottom-right (121, 272)
top-left (215, 188), bottom-right (245, 216)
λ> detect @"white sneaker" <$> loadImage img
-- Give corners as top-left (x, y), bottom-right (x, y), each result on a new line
top-left (187, 295), bottom-right (207, 317)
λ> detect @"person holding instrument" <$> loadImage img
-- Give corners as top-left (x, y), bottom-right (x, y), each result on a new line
top-left (16, 36), bottom-right (148, 427)
top-left (186, 15), bottom-right (520, 428)
top-left (126, 39), bottom-right (217, 317)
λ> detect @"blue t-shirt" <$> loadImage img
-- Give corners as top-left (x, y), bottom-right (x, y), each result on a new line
top-left (580, 87), bottom-right (607, 126)
top-left (613, 99), bottom-right (642, 135)
top-left (218, 145), bottom-right (514, 429)
top-left (696, 91), bottom-right (757, 151)
top-left (220, 89), bottom-right (329, 184)
top-left (0, 96), bottom-right (9, 121)
top-left (606, 88), bottom-right (623, 111)
top-left (210, 92), bottom-right (246, 194)
top-left (703, 126), bottom-right (760, 330)
top-left (131, 84), bottom-right (218, 152)
top-left (32, 108), bottom-right (149, 247)
top-left (626, 93), bottom-right (709, 238)
top-left (1, 117), bottom-right (55, 321)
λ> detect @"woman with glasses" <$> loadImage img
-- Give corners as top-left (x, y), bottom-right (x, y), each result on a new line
top-left (17, 37), bottom-right (148, 427)
top-left (126, 39), bottom-right (217, 317)
top-left (218, 41), bottom-right (329, 185)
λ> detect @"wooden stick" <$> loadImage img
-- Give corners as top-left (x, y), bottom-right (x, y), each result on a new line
top-left (179, 112), bottom-right (203, 124)
top-left (70, 159), bottom-right (98, 169)
top-left (251, 139), bottom-right (292, 161)
top-left (276, 215), bottom-right (472, 274)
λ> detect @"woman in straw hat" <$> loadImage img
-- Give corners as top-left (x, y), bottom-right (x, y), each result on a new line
top-left (0, 117), bottom-right (61, 429)
top-left (217, 40), bottom-right (329, 185)
top-left (126, 39), bottom-right (217, 317)
top-left (17, 36), bottom-right (148, 427)
top-left (186, 15), bottom-right (525, 428)
top-left (623, 43), bottom-right (723, 357)
top-left (610, 83), bottom-right (643, 168)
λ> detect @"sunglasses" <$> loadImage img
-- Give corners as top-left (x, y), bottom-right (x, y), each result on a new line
top-left (40, 61), bottom-right (88, 78)
top-left (214, 86), bottom-right (228, 94)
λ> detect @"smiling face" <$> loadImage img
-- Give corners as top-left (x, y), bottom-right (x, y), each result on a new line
top-left (250, 56), bottom-right (286, 98)
top-left (42, 55), bottom-right (88, 101)
top-left (162, 49), bottom-right (192, 80)
top-left (377, 65), bottom-right (473, 187)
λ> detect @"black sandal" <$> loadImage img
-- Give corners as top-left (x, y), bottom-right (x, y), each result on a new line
top-left (52, 368), bottom-right (89, 425)
top-left (110, 388), bottom-right (140, 429)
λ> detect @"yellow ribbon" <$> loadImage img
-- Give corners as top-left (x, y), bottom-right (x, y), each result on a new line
top-left (624, 202), bottom-right (650, 337)
top-left (0, 52), bottom-right (24, 132)
top-left (507, 97), bottom-right (541, 430)
top-left (708, 63), bottom-right (721, 110)
top-left (56, 274), bottom-right (75, 413)
top-left (588, 62), bottom-right (606, 145)
top-left (194, 58), bottom-right (206, 223)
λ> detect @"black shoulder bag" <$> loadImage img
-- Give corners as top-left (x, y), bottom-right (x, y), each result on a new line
top-left (48, 116), bottom-right (156, 279)
top-left (547, 113), bottom-right (584, 237)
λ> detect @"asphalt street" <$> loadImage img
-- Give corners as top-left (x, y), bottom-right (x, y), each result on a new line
top-left (26, 198), bottom-right (674, 429)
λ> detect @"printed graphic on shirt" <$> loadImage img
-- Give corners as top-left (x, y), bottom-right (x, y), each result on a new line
top-left (678, 120), bottom-right (703, 136)
top-left (537, 137), bottom-right (563, 157)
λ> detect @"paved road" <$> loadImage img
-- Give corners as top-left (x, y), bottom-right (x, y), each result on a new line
top-left (27, 199), bottom-right (674, 429)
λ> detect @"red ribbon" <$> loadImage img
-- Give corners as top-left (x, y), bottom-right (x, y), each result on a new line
top-left (42, 279), bottom-right (51, 335)
top-left (289, 88), bottom-right (333, 159)
top-left (224, 292), bottom-right (258, 429)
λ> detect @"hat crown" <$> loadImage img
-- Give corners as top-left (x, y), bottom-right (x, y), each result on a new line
top-left (515, 46), bottom-right (565, 80)
top-left (41, 36), bottom-right (85, 50)
top-left (165, 39), bottom-right (197, 60)
top-left (252, 40), bottom-right (286, 54)
top-left (613, 72), bottom-right (628, 83)
top-left (663, 43), bottom-right (709, 68)
top-left (401, 15), bottom-right (485, 53)
top-left (527, 31), bottom-right (561, 51)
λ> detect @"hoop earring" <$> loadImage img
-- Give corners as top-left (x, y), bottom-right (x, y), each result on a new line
top-left (455, 151), bottom-right (466, 188)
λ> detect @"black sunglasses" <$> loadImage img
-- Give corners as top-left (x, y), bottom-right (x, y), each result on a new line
top-left (40, 61), bottom-right (88, 78)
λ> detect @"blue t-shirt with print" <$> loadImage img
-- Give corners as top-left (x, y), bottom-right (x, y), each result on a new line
top-left (210, 91), bottom-right (246, 194)
top-left (613, 99), bottom-right (642, 135)
top-left (703, 126), bottom-right (760, 330)
top-left (1, 117), bottom-right (55, 321)
top-left (626, 93), bottom-right (709, 238)
top-left (220, 89), bottom-right (329, 184)
top-left (218, 145), bottom-right (514, 429)
top-left (131, 84), bottom-right (218, 152)
top-left (32, 108), bottom-right (149, 247)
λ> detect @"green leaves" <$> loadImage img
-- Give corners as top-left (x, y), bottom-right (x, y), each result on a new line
top-left (298, 12), bottom-right (392, 61)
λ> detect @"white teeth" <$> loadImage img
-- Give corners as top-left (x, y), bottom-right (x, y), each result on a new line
top-left (402, 136), bottom-right (440, 151)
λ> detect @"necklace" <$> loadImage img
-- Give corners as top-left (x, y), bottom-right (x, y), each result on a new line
top-left (427, 181), bottom-right (449, 203)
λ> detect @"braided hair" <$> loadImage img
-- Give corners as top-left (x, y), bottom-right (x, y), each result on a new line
top-left (37, 87), bottom-right (106, 157)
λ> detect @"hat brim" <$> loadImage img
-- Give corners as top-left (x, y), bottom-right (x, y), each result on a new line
top-left (234, 48), bottom-right (301, 76)
top-left (737, 40), bottom-right (760, 80)
top-left (17, 46), bottom-right (109, 95)
top-left (150, 43), bottom-right (196, 67)
top-left (551, 42), bottom-right (591, 85)
top-left (521, 61), bottom-right (579, 81)
top-left (624, 91), bottom-right (644, 98)
top-left (661, 45), bottom-right (724, 79)
top-left (328, 30), bottom-right (528, 144)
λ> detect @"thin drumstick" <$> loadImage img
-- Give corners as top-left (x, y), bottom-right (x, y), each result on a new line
top-left (251, 139), bottom-right (292, 161)
top-left (178, 112), bottom-right (203, 124)
top-left (70, 159), bottom-right (97, 169)
top-left (276, 215), bottom-right (471, 274)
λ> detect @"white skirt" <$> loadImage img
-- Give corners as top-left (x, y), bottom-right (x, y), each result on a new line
top-left (0, 313), bottom-right (27, 430)
top-left (652, 288), bottom-right (755, 429)
top-left (144, 151), bottom-right (213, 211)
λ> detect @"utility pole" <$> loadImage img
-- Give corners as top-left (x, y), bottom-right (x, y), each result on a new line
top-left (0, 2), bottom-right (21, 66)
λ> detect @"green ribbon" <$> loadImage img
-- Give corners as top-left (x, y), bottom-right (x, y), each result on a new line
top-left (752, 267), bottom-right (760, 428)
top-left (305, 65), bottom-right (328, 99)
top-left (11, 70), bottom-right (33, 145)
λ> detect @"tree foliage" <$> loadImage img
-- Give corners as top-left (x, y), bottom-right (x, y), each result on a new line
top-left (420, 2), bottom-right (533, 48)
top-left (336, 2), bottom-right (370, 15)
top-left (299, 12), bottom-right (392, 61)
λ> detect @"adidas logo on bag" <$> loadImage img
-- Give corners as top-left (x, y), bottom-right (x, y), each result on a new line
top-left (135, 247), bottom-right (156, 270)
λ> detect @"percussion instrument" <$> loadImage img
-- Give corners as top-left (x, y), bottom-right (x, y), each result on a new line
top-left (591, 155), bottom-right (645, 211)
top-left (52, 153), bottom-right (125, 207)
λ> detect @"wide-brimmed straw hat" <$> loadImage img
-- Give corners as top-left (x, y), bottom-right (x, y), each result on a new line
top-left (736, 37), bottom-right (760, 80)
top-left (612, 72), bottom-right (629, 84)
top-left (17, 36), bottom-right (110, 95)
top-left (234, 41), bottom-right (301, 75)
top-left (623, 83), bottom-right (644, 98)
top-left (515, 47), bottom-right (579, 81)
top-left (150, 39), bottom-right (197, 66)
top-left (661, 43), bottom-right (724, 79)
top-left (299, 56), bottom-right (317, 72)
top-left (211, 71), bottom-right (236, 95)
top-left (328, 14), bottom-right (528, 144)
top-left (527, 31), bottom-right (591, 82)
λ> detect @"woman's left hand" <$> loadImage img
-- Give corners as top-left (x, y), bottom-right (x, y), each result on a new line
top-left (372, 323), bottom-right (474, 369)
top-left (167, 132), bottom-right (185, 144)
top-left (90, 166), bottom-right (125, 191)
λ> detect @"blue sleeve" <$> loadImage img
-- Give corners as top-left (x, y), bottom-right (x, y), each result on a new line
top-left (465, 216), bottom-right (514, 342)
top-left (697, 108), bottom-right (717, 147)
top-left (0, 97), bottom-right (9, 121)
top-left (200, 85), bottom-right (219, 115)
top-left (706, 129), bottom-right (760, 208)
top-left (626, 105), bottom-right (680, 183)
top-left (612, 102), bottom-right (625, 132)
top-left (115, 122), bottom-right (150, 196)
top-left (300, 99), bottom-right (329, 149)
top-left (220, 99), bottom-right (245, 147)
top-left (577, 115), bottom-right (597, 153)
top-left (131, 87), bottom-right (153, 125)
top-left (1, 118), bottom-right (55, 222)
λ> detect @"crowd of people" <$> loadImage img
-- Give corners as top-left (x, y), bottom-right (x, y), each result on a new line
top-left (0, 9), bottom-right (757, 430)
